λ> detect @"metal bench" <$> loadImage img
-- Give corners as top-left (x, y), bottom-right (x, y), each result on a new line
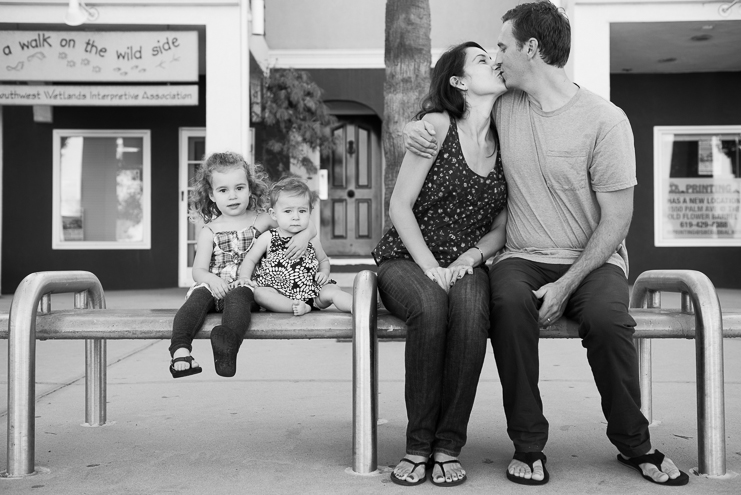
top-left (2, 269), bottom-right (738, 479)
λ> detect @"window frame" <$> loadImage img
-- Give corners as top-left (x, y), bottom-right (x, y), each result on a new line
top-left (52, 129), bottom-right (152, 250)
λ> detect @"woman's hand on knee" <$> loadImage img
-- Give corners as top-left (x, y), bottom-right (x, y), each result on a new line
top-left (448, 263), bottom-right (473, 282)
top-left (424, 266), bottom-right (455, 292)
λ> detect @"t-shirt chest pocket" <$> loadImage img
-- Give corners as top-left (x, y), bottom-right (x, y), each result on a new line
top-left (545, 150), bottom-right (589, 191)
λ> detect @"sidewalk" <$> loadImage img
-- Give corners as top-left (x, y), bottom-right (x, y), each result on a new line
top-left (0, 277), bottom-right (739, 494)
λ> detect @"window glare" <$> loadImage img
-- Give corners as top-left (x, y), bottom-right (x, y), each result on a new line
top-left (55, 131), bottom-right (150, 249)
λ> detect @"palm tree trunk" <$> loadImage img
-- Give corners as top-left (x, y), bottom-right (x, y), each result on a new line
top-left (382, 0), bottom-right (431, 230)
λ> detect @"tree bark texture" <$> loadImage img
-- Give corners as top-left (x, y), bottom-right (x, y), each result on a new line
top-left (382, 0), bottom-right (431, 231)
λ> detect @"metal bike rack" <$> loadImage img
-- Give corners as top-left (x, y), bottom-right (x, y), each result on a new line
top-left (4, 271), bottom-right (106, 478)
top-left (630, 269), bottom-right (726, 477)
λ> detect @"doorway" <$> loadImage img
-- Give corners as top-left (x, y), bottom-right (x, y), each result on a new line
top-left (178, 128), bottom-right (206, 287)
top-left (320, 115), bottom-right (383, 257)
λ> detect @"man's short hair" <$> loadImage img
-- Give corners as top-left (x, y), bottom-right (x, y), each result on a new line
top-left (502, 1), bottom-right (570, 68)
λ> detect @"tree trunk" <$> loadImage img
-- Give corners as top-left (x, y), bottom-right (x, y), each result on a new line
top-left (382, 0), bottom-right (431, 231)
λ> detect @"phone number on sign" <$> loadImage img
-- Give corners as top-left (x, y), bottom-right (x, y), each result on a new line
top-left (679, 221), bottom-right (729, 229)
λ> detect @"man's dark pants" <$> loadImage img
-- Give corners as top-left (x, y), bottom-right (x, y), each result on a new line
top-left (489, 258), bottom-right (651, 457)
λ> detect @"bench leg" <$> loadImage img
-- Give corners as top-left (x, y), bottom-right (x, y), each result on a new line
top-left (631, 271), bottom-right (726, 476)
top-left (694, 305), bottom-right (726, 476)
top-left (351, 271), bottom-right (379, 475)
top-left (4, 302), bottom-right (37, 478)
top-left (84, 339), bottom-right (107, 426)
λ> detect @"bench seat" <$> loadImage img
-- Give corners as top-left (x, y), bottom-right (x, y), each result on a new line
top-left (1, 307), bottom-right (740, 341)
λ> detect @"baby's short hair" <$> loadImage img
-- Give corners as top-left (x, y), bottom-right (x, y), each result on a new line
top-left (269, 176), bottom-right (317, 210)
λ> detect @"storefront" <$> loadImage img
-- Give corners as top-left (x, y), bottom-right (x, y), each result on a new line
top-left (0, 0), bottom-right (256, 292)
top-left (565, 0), bottom-right (741, 287)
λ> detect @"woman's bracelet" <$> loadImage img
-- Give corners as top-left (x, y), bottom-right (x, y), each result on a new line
top-left (473, 246), bottom-right (485, 266)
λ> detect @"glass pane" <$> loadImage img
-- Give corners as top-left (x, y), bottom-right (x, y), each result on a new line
top-left (188, 243), bottom-right (197, 266)
top-left (357, 199), bottom-right (370, 238)
top-left (656, 129), bottom-right (741, 246)
top-left (332, 127), bottom-right (345, 188)
top-left (59, 135), bottom-right (144, 242)
top-left (357, 127), bottom-right (370, 188)
top-left (187, 216), bottom-right (196, 244)
top-left (669, 135), bottom-right (740, 178)
top-left (188, 161), bottom-right (201, 186)
top-left (333, 200), bottom-right (347, 238)
top-left (189, 136), bottom-right (206, 162)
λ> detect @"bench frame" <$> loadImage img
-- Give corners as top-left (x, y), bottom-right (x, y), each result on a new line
top-left (2, 269), bottom-right (731, 479)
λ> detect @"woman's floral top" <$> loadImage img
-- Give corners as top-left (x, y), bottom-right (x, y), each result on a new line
top-left (372, 118), bottom-right (507, 267)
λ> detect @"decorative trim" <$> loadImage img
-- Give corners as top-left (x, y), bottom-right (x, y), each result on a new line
top-left (265, 48), bottom-right (498, 70)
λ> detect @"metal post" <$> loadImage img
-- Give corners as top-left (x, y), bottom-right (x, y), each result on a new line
top-left (681, 292), bottom-right (693, 313)
top-left (352, 270), bottom-right (378, 474)
top-left (38, 294), bottom-right (51, 314)
top-left (77, 291), bottom-right (107, 427)
top-left (635, 290), bottom-right (659, 423)
top-left (631, 270), bottom-right (725, 476)
top-left (4, 271), bottom-right (105, 478)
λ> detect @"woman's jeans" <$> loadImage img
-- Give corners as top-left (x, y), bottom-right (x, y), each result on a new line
top-left (169, 286), bottom-right (255, 356)
top-left (377, 259), bottom-right (489, 457)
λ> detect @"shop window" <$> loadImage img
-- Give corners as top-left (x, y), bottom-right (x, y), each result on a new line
top-left (654, 126), bottom-right (741, 247)
top-left (52, 130), bottom-right (151, 249)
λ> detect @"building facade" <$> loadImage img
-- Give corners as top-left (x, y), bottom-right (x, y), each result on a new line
top-left (1, 0), bottom-right (739, 292)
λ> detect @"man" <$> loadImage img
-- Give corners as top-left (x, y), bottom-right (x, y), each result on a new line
top-left (403, 1), bottom-right (688, 487)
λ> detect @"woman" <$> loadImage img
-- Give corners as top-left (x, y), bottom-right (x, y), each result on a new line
top-left (372, 42), bottom-right (508, 486)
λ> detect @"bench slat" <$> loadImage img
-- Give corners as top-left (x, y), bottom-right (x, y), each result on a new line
top-left (1, 308), bottom-right (739, 340)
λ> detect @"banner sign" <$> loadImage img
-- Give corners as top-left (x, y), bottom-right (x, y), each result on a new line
top-left (0, 31), bottom-right (198, 82)
top-left (0, 84), bottom-right (198, 106)
top-left (654, 126), bottom-right (741, 246)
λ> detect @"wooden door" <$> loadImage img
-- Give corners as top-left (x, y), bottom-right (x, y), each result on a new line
top-left (320, 116), bottom-right (382, 256)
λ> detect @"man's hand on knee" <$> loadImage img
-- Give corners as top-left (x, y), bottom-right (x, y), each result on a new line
top-left (533, 282), bottom-right (570, 326)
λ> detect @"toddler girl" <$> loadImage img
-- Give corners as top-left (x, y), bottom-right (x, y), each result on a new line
top-left (169, 153), bottom-right (315, 378)
top-left (241, 177), bottom-right (352, 316)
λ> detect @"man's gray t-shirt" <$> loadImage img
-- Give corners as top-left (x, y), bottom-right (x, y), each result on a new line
top-left (494, 87), bottom-right (637, 275)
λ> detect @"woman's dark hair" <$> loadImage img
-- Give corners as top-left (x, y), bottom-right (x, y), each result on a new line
top-left (416, 41), bottom-right (485, 120)
top-left (502, 1), bottom-right (570, 68)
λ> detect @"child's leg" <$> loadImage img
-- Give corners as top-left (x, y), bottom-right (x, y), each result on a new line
top-left (315, 285), bottom-right (353, 313)
top-left (254, 287), bottom-right (311, 316)
top-left (210, 286), bottom-right (254, 377)
top-left (170, 287), bottom-right (214, 371)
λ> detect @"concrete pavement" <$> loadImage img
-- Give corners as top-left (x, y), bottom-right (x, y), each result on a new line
top-left (0, 276), bottom-right (740, 494)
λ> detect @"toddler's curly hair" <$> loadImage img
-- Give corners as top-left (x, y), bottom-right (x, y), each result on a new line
top-left (189, 151), bottom-right (270, 223)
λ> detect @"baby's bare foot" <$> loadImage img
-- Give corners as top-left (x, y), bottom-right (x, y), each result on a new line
top-left (172, 348), bottom-right (199, 371)
top-left (292, 300), bottom-right (311, 316)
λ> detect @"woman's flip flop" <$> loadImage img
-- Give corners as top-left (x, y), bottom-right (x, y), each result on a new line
top-left (390, 458), bottom-right (429, 486)
top-left (431, 459), bottom-right (467, 487)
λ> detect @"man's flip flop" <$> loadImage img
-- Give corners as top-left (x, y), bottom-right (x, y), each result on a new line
top-left (506, 451), bottom-right (549, 485)
top-left (431, 459), bottom-right (467, 487)
top-left (617, 450), bottom-right (689, 486)
top-left (169, 355), bottom-right (202, 378)
top-left (390, 458), bottom-right (428, 486)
